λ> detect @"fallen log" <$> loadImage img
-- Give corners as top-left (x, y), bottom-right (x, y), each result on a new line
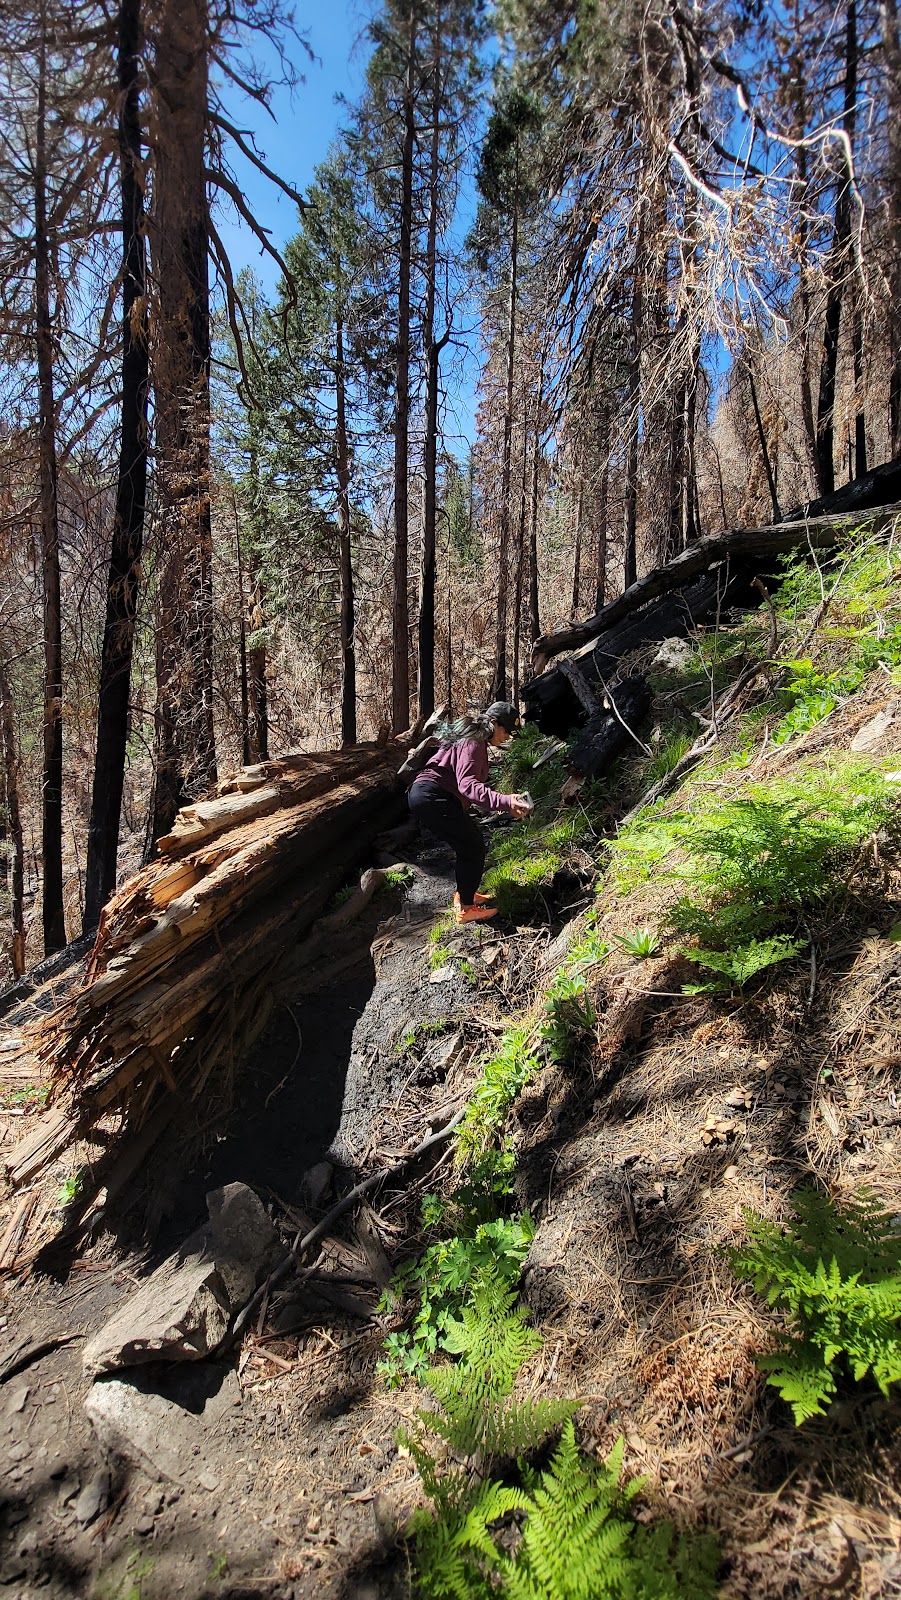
top-left (785, 452), bottom-right (901, 521)
top-left (530, 499), bottom-right (901, 672)
top-left (3, 745), bottom-right (407, 1193)
top-left (567, 676), bottom-right (652, 780)
top-left (523, 565), bottom-right (752, 735)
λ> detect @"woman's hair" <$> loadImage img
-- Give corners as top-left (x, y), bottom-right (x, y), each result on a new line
top-left (434, 712), bottom-right (494, 746)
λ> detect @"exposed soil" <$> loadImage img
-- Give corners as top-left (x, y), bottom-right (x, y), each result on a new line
top-left (0, 837), bottom-right (488, 1600)
top-left (5, 669), bottom-right (901, 1600)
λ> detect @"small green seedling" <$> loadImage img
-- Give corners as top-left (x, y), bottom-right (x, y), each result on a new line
top-left (614, 927), bottom-right (660, 959)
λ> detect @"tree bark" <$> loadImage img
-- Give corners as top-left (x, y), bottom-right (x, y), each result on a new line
top-left (570, 474), bottom-right (583, 618)
top-left (83, 0), bottom-right (149, 930)
top-left (147, 0), bottom-right (217, 846)
top-left (335, 308), bottom-right (356, 745)
top-left (623, 196), bottom-right (643, 591)
top-left (880, 0), bottom-right (901, 453)
top-left (392, 3), bottom-right (418, 733)
top-left (492, 175), bottom-right (519, 701)
top-left (748, 361), bottom-right (782, 522)
top-left (528, 370), bottom-right (542, 642)
top-left (594, 410), bottom-right (610, 613)
top-left (512, 406), bottom-right (528, 702)
top-left (247, 583), bottom-right (268, 762)
top-left (816, 0), bottom-right (858, 495)
top-left (0, 653), bottom-right (26, 976)
top-left (35, 24), bottom-right (65, 954)
top-left (418, 4), bottom-right (444, 720)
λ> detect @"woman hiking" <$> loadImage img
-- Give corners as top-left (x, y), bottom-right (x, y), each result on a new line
top-left (407, 701), bottom-right (533, 924)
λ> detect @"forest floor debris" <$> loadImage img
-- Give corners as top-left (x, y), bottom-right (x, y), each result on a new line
top-left (4, 529), bottom-right (901, 1596)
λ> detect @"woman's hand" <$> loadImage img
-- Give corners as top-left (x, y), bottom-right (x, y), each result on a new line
top-left (508, 793), bottom-right (533, 819)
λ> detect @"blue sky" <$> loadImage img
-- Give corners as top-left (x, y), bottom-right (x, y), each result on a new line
top-left (213, 1), bottom-right (483, 450)
top-left (214, 3), bottom-right (370, 297)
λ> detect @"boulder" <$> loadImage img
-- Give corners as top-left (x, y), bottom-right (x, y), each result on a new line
top-left (206, 1180), bottom-right (283, 1305)
top-left (85, 1366), bottom-right (239, 1485)
top-left (82, 1247), bottom-right (229, 1378)
top-left (83, 1182), bottom-right (284, 1377)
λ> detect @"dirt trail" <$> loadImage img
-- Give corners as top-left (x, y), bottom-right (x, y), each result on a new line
top-left (0, 839), bottom-right (473, 1600)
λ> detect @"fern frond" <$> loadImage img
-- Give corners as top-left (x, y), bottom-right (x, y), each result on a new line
top-left (731, 1187), bottom-right (901, 1421)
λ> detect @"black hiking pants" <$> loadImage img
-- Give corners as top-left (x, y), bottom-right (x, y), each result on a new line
top-left (408, 780), bottom-right (485, 905)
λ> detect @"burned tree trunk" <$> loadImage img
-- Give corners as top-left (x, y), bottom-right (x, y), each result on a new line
top-left (392, 4), bottom-right (418, 733)
top-left (34, 28), bottom-right (65, 954)
top-left (0, 652), bottom-right (25, 977)
top-left (567, 677), bottom-right (652, 780)
top-left (84, 0), bottom-right (150, 930)
top-left (146, 0), bottom-right (217, 845)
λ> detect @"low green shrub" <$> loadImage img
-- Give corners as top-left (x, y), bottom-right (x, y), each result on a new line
top-left (613, 926), bottom-right (660, 959)
top-left (540, 970), bottom-right (596, 1064)
top-left (610, 761), bottom-right (896, 987)
top-left (404, 1279), bottom-right (720, 1600)
top-left (643, 726), bottom-right (695, 786)
top-left (382, 864), bottom-right (414, 889)
top-left (456, 1025), bottom-right (540, 1163)
top-left (377, 1213), bottom-right (535, 1385)
top-left (729, 1187), bottom-right (901, 1422)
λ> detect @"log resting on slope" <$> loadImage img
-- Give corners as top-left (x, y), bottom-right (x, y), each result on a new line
top-left (3, 746), bottom-right (406, 1190)
top-left (523, 565), bottom-right (753, 737)
top-left (529, 496), bottom-right (901, 676)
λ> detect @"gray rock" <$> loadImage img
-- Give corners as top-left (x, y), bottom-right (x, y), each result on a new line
top-left (653, 636), bottom-right (695, 671)
top-left (85, 1365), bottom-right (240, 1484)
top-left (302, 1161), bottom-right (333, 1209)
top-left (73, 1467), bottom-right (110, 1526)
top-left (86, 1377), bottom-right (203, 1484)
top-left (851, 701), bottom-right (899, 751)
top-left (206, 1181), bottom-right (283, 1305)
top-left (83, 1248), bottom-right (230, 1377)
top-left (83, 1183), bottom-right (283, 1377)
top-left (6, 1383), bottom-right (29, 1414)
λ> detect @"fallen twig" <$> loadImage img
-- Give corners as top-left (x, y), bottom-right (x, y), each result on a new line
top-left (0, 1331), bottom-right (82, 1385)
top-left (225, 1105), bottom-right (466, 1348)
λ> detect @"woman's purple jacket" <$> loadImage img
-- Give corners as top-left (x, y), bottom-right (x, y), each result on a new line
top-left (412, 738), bottom-right (516, 813)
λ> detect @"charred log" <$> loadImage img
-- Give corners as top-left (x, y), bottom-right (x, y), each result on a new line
top-left (523, 565), bottom-right (754, 736)
top-left (568, 676), bottom-right (652, 780)
top-left (531, 492), bottom-right (901, 673)
top-left (784, 453), bottom-right (901, 521)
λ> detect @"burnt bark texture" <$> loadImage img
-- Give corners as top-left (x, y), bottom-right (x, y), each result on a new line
top-left (335, 309), bottom-right (356, 746)
top-left (147, 0), bottom-right (217, 846)
top-left (418, 4), bottom-right (446, 720)
top-left (882, 0), bottom-right (901, 452)
top-left (35, 28), bottom-right (65, 954)
top-left (392, 3), bottom-right (418, 733)
top-left (492, 182), bottom-right (518, 701)
top-left (567, 677), bottom-right (652, 778)
top-left (0, 652), bottom-right (26, 976)
top-left (84, 0), bottom-right (150, 930)
top-left (815, 0), bottom-right (859, 496)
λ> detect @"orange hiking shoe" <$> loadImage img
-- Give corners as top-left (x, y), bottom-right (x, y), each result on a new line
top-left (454, 902), bottom-right (498, 925)
top-left (453, 891), bottom-right (495, 908)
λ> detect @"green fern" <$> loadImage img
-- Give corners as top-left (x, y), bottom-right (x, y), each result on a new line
top-left (730, 1188), bottom-right (901, 1422)
top-left (690, 935), bottom-right (805, 990)
top-left (406, 1281), bottom-right (719, 1600)
top-left (456, 1027), bottom-right (540, 1162)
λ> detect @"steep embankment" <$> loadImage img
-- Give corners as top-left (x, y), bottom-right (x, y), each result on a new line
top-left (368, 526), bottom-right (901, 1599)
top-left (3, 525), bottom-right (901, 1600)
